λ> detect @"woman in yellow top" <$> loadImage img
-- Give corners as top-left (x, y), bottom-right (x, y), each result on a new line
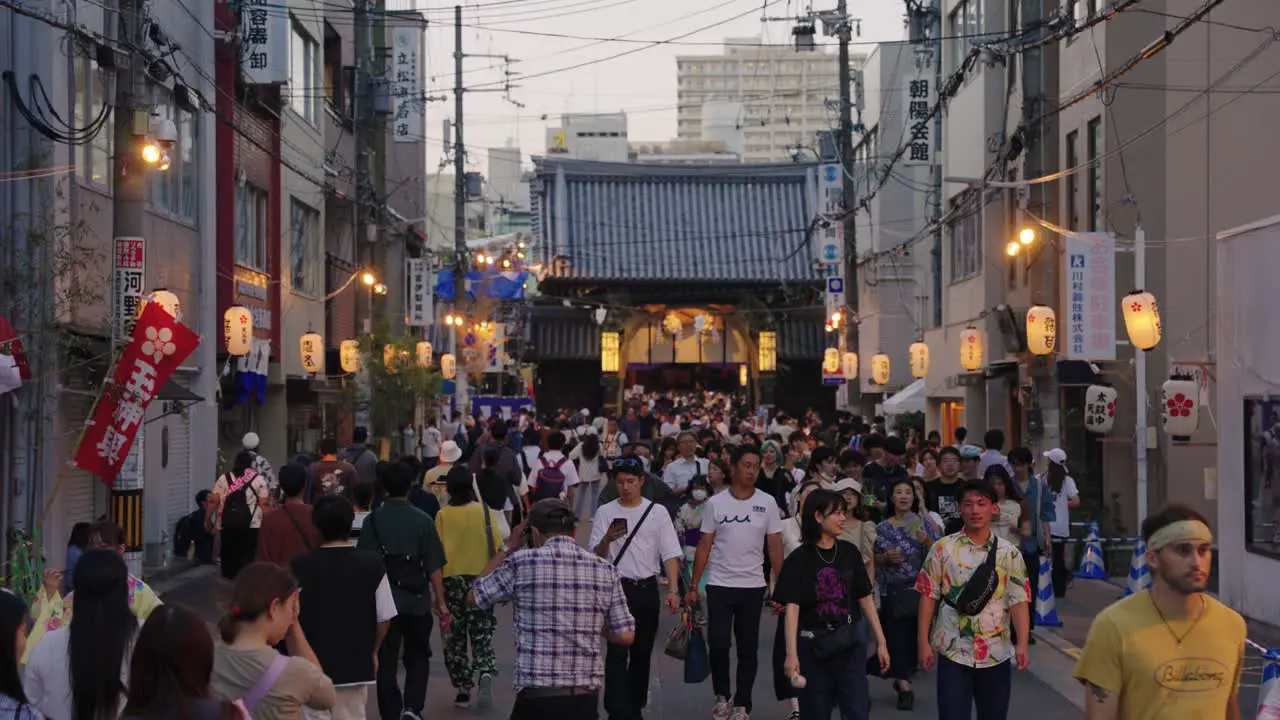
top-left (25, 520), bottom-right (162, 664)
top-left (434, 467), bottom-right (508, 710)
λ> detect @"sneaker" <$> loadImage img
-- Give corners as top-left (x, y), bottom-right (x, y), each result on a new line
top-left (454, 692), bottom-right (471, 708)
top-left (401, 713), bottom-right (422, 720)
top-left (711, 697), bottom-right (732, 719)
top-left (477, 673), bottom-right (493, 707)
top-left (787, 711), bottom-right (801, 719)
top-left (727, 708), bottom-right (749, 720)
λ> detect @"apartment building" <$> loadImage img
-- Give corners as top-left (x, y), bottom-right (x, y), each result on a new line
top-left (545, 112), bottom-right (630, 162)
top-left (675, 38), bottom-right (865, 162)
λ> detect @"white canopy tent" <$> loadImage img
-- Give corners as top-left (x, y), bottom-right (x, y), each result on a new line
top-left (883, 378), bottom-right (926, 416)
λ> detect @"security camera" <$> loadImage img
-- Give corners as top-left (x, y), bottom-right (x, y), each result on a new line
top-left (152, 117), bottom-right (178, 146)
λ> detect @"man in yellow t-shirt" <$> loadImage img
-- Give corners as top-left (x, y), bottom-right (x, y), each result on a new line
top-left (1073, 504), bottom-right (1246, 720)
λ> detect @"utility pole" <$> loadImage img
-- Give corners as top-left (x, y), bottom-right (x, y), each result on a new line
top-left (1134, 223), bottom-right (1148, 523)
top-left (110, 0), bottom-right (152, 577)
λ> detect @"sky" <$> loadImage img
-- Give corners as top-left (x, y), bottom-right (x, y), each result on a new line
top-left (397, 0), bottom-right (914, 172)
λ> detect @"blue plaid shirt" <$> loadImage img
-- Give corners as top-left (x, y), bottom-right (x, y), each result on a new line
top-left (473, 536), bottom-right (635, 691)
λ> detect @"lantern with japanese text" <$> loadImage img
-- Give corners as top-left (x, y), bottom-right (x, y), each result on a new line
top-left (909, 342), bottom-right (930, 378)
top-left (871, 353), bottom-right (890, 385)
top-left (441, 353), bottom-right (457, 379)
top-left (146, 289), bottom-right (182, 322)
top-left (758, 331), bottom-right (778, 373)
top-left (842, 352), bottom-right (858, 379)
top-left (738, 364), bottom-right (748, 387)
top-left (382, 344), bottom-right (398, 373)
top-left (600, 331), bottom-right (620, 374)
top-left (1083, 384), bottom-right (1118, 434)
top-left (1026, 305), bottom-right (1057, 356)
top-left (1161, 377), bottom-right (1200, 437)
top-left (299, 331), bottom-right (323, 374)
top-left (823, 348), bottom-right (840, 374)
top-left (223, 306), bottom-right (252, 356)
top-left (959, 326), bottom-right (983, 371)
top-left (339, 340), bottom-right (361, 373)
top-left (416, 341), bottom-right (433, 368)
top-left (1122, 289), bottom-right (1162, 351)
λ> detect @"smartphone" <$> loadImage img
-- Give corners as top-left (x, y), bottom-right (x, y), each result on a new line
top-left (610, 518), bottom-right (628, 534)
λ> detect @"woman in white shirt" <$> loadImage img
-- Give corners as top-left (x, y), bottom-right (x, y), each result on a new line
top-left (25, 549), bottom-right (138, 720)
top-left (772, 480), bottom-right (823, 720)
top-left (1043, 449), bottom-right (1080, 598)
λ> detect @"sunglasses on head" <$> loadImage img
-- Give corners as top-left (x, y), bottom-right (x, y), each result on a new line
top-left (611, 457), bottom-right (645, 474)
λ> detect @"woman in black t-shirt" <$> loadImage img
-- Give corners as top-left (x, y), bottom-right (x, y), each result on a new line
top-left (775, 489), bottom-right (889, 719)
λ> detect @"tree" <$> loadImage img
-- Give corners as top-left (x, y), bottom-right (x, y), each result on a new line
top-left (349, 323), bottom-right (442, 440)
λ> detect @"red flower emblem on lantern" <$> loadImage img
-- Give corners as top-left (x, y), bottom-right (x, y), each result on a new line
top-left (1167, 393), bottom-right (1194, 417)
top-left (1130, 301), bottom-right (1143, 313)
top-left (1106, 399), bottom-right (1116, 417)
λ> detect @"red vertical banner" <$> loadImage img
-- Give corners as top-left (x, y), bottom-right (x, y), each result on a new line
top-left (74, 303), bottom-right (201, 486)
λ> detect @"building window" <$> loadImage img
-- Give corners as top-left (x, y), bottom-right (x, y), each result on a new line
top-left (949, 200), bottom-right (981, 282)
top-left (1086, 116), bottom-right (1102, 231)
top-left (948, 0), bottom-right (981, 73)
top-left (323, 23), bottom-right (343, 115)
top-left (290, 19), bottom-right (321, 125)
top-left (147, 94), bottom-right (199, 223)
top-left (289, 199), bottom-right (320, 295)
top-left (1244, 398), bottom-right (1280, 560)
top-left (1076, 0), bottom-right (1099, 22)
top-left (1065, 130), bottom-right (1080, 231)
top-left (235, 183), bottom-right (269, 271)
top-left (73, 58), bottom-right (114, 189)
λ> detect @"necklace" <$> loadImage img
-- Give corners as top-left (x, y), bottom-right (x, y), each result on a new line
top-left (815, 542), bottom-right (838, 564)
top-left (1148, 592), bottom-right (1207, 647)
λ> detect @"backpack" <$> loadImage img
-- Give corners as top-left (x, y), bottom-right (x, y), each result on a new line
top-left (530, 454), bottom-right (569, 501)
top-left (221, 470), bottom-right (258, 531)
top-left (366, 512), bottom-right (429, 596)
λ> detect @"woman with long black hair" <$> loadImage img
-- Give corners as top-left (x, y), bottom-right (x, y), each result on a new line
top-left (0, 590), bottom-right (39, 718)
top-left (25, 549), bottom-right (138, 720)
top-left (122, 605), bottom-right (245, 719)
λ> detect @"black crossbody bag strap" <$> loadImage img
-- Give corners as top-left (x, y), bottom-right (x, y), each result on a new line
top-left (612, 501), bottom-right (657, 567)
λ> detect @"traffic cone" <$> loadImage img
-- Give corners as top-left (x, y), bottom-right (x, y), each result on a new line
top-left (1075, 521), bottom-right (1107, 580)
top-left (1123, 539), bottom-right (1152, 597)
top-left (1034, 555), bottom-right (1062, 627)
top-left (1258, 649), bottom-right (1280, 720)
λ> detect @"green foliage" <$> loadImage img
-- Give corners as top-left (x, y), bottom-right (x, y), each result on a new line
top-left (348, 323), bottom-right (442, 439)
top-left (893, 410), bottom-right (925, 435)
top-left (6, 528), bottom-right (44, 605)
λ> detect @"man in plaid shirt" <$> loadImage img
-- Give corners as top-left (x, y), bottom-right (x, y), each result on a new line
top-left (471, 498), bottom-right (636, 719)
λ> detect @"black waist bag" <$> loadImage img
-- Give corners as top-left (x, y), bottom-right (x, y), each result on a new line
top-left (942, 540), bottom-right (1000, 616)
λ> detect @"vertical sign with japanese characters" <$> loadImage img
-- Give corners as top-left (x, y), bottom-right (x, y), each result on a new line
top-left (391, 25), bottom-right (424, 144)
top-left (113, 237), bottom-right (145, 343)
top-left (902, 70), bottom-right (936, 167)
top-left (1063, 232), bottom-right (1117, 360)
top-left (240, 0), bottom-right (288, 85)
top-left (813, 163), bottom-right (844, 267)
top-left (405, 258), bottom-right (432, 327)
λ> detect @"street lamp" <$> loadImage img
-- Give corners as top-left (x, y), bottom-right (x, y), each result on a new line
top-left (361, 271), bottom-right (376, 286)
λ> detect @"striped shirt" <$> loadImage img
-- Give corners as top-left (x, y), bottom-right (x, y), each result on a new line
top-left (472, 536), bottom-right (634, 691)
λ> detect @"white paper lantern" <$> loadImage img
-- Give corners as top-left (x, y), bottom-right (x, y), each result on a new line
top-left (1122, 290), bottom-right (1162, 351)
top-left (1162, 378), bottom-right (1200, 437)
top-left (416, 341), bottom-right (433, 368)
top-left (146, 289), bottom-right (182, 322)
top-left (822, 347), bottom-right (840, 374)
top-left (441, 353), bottom-right (457, 379)
top-left (383, 344), bottom-right (398, 374)
top-left (909, 342), bottom-right (930, 378)
top-left (299, 331), bottom-right (323, 374)
top-left (738, 364), bottom-right (748, 387)
top-left (1026, 305), bottom-right (1057, 356)
top-left (1084, 384), bottom-right (1118, 434)
top-left (339, 339), bottom-right (361, 373)
top-left (959, 326), bottom-right (983, 371)
top-left (842, 351), bottom-right (858, 379)
top-left (871, 353), bottom-right (891, 385)
top-left (223, 306), bottom-right (252, 357)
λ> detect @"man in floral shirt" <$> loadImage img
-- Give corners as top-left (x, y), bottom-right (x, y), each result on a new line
top-left (914, 481), bottom-right (1030, 720)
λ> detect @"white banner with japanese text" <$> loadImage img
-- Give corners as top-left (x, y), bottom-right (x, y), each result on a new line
top-left (405, 258), bottom-right (432, 327)
top-left (391, 25), bottom-right (425, 143)
top-left (1064, 232), bottom-right (1117, 361)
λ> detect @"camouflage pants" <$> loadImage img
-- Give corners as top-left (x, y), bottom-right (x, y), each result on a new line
top-left (443, 575), bottom-right (498, 691)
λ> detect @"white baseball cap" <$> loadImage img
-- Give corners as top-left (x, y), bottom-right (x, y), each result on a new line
top-left (1043, 448), bottom-right (1068, 466)
top-left (833, 478), bottom-right (863, 495)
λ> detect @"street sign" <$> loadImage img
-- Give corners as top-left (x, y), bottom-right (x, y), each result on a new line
top-left (814, 163), bottom-right (844, 267)
top-left (826, 276), bottom-right (846, 311)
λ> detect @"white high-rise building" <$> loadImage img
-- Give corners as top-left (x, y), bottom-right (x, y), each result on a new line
top-left (676, 38), bottom-right (865, 163)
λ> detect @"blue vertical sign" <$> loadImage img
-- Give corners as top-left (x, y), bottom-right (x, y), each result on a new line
top-left (814, 163), bottom-right (844, 267)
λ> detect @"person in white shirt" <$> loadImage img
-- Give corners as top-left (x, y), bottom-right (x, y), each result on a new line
top-left (662, 432), bottom-right (708, 497)
top-left (601, 417), bottom-right (629, 460)
top-left (977, 428), bottom-right (1011, 478)
top-left (1043, 448), bottom-right (1080, 599)
top-left (686, 445), bottom-right (784, 720)
top-left (659, 415), bottom-right (681, 439)
top-left (522, 430), bottom-right (582, 505)
top-left (420, 416), bottom-right (443, 470)
top-left (590, 457), bottom-right (683, 720)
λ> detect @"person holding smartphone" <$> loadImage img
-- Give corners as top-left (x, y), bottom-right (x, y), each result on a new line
top-left (590, 457), bottom-right (683, 720)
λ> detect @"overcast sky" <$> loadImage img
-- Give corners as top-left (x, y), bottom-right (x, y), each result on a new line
top-left (394, 0), bottom-right (912, 171)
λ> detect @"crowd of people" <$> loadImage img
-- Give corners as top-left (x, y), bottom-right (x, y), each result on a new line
top-left (1, 389), bottom-right (1249, 720)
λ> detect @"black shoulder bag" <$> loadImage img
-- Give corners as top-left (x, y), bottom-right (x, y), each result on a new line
top-left (942, 538), bottom-right (1001, 616)
top-left (809, 544), bottom-right (866, 661)
top-left (367, 513), bottom-right (429, 596)
top-left (611, 502), bottom-right (657, 567)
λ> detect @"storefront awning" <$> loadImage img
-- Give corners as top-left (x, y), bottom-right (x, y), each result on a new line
top-left (883, 378), bottom-right (926, 415)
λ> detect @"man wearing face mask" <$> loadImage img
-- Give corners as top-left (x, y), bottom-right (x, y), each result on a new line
top-left (470, 499), bottom-right (636, 719)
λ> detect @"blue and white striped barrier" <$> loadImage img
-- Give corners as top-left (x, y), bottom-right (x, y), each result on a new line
top-left (1034, 555), bottom-right (1063, 627)
top-left (1256, 643), bottom-right (1279, 720)
top-left (1075, 521), bottom-right (1108, 580)
top-left (1123, 538), bottom-right (1152, 596)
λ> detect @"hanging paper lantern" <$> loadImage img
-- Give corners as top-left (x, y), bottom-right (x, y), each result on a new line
top-left (1026, 305), bottom-right (1057, 356)
top-left (738, 364), bottom-right (748, 387)
top-left (299, 331), bottom-right (323, 374)
top-left (223, 306), bottom-right (252, 356)
top-left (842, 351), bottom-right (858, 379)
top-left (441, 353), bottom-right (457, 379)
top-left (959, 326), bottom-right (983, 371)
top-left (1122, 289), bottom-right (1162, 351)
top-left (822, 347), bottom-right (840, 374)
top-left (758, 331), bottom-right (777, 373)
top-left (909, 341), bottom-right (930, 378)
top-left (1162, 377), bottom-right (1200, 437)
top-left (146, 289), bottom-right (182, 322)
top-left (1084, 384), bottom-right (1118, 434)
top-left (600, 331), bottom-right (620, 374)
top-left (339, 339), bottom-right (361, 373)
top-left (416, 341), bottom-right (433, 368)
top-left (871, 353), bottom-right (890, 385)
top-left (383, 344), bottom-right (398, 373)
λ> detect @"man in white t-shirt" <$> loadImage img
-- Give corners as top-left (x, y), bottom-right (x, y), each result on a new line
top-left (685, 445), bottom-right (783, 720)
top-left (662, 432), bottom-right (707, 496)
top-left (420, 415), bottom-right (442, 469)
top-left (1043, 447), bottom-right (1080, 599)
top-left (590, 457), bottom-right (682, 720)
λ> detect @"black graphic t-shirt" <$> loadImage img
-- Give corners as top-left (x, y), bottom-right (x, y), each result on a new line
top-left (774, 539), bottom-right (872, 629)
top-left (926, 478), bottom-right (965, 527)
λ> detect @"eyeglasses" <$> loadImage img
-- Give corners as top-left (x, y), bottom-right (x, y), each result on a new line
top-left (611, 458), bottom-right (645, 474)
